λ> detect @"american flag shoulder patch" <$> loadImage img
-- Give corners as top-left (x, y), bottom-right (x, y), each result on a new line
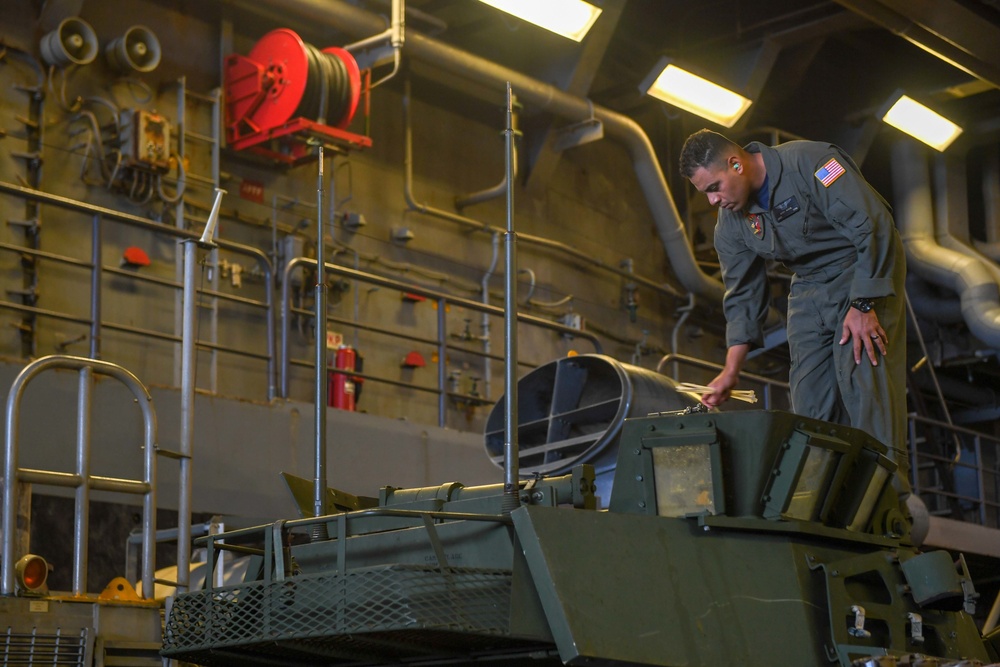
top-left (815, 157), bottom-right (846, 187)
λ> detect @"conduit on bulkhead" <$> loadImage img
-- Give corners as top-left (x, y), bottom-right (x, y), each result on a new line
top-left (231, 0), bottom-right (726, 305)
top-left (892, 140), bottom-right (1000, 348)
top-left (931, 155), bottom-right (1000, 286)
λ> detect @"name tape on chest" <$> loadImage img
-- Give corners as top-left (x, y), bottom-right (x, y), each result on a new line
top-left (815, 157), bottom-right (845, 187)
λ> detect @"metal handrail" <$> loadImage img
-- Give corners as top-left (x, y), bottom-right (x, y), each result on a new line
top-left (196, 507), bottom-right (515, 589)
top-left (2, 355), bottom-right (159, 598)
top-left (280, 258), bottom-right (603, 426)
top-left (907, 412), bottom-right (1000, 527)
top-left (0, 181), bottom-right (276, 400)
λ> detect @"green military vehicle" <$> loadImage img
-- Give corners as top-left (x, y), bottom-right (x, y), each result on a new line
top-left (163, 405), bottom-right (998, 666)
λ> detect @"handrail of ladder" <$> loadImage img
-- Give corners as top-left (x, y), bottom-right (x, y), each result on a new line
top-left (2, 355), bottom-right (160, 598)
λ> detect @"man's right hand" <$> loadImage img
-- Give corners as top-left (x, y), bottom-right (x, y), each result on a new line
top-left (700, 343), bottom-right (750, 408)
top-left (701, 371), bottom-right (739, 407)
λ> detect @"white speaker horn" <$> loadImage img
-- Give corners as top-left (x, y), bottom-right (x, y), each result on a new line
top-left (39, 17), bottom-right (99, 67)
top-left (106, 25), bottom-right (161, 73)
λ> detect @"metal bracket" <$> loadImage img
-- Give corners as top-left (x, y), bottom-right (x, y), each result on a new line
top-left (271, 519), bottom-right (287, 581)
top-left (957, 553), bottom-right (980, 614)
top-left (907, 612), bottom-right (924, 644)
top-left (6, 218), bottom-right (39, 231)
top-left (849, 605), bottom-right (871, 638)
top-left (421, 513), bottom-right (450, 569)
top-left (553, 99), bottom-right (603, 152)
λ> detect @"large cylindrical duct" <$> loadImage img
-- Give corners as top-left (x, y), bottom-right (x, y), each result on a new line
top-left (484, 354), bottom-right (695, 505)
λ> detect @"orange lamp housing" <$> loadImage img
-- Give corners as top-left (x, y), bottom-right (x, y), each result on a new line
top-left (15, 554), bottom-right (49, 594)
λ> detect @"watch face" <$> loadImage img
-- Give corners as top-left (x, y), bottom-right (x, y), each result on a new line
top-left (852, 298), bottom-right (874, 312)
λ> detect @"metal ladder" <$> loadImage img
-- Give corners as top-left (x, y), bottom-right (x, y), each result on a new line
top-left (173, 78), bottom-right (223, 392)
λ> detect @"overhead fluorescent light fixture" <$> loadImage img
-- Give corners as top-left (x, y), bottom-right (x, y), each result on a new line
top-left (881, 94), bottom-right (962, 151)
top-left (642, 61), bottom-right (752, 128)
top-left (477, 0), bottom-right (602, 42)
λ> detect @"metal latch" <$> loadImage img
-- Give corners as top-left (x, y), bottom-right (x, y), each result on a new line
top-left (849, 605), bottom-right (871, 638)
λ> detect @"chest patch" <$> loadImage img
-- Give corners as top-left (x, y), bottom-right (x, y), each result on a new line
top-left (745, 212), bottom-right (763, 239)
top-left (815, 158), bottom-right (845, 187)
top-left (774, 196), bottom-right (800, 221)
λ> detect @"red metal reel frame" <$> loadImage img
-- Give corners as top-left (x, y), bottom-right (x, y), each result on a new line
top-left (224, 28), bottom-right (371, 164)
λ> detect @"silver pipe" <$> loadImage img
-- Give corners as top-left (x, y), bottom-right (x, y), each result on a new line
top-left (401, 80), bottom-right (682, 301)
top-left (72, 367), bottom-right (92, 595)
top-left (456, 95), bottom-right (518, 210)
top-left (90, 214), bottom-right (101, 359)
top-left (314, 145), bottom-right (328, 520)
top-left (177, 187), bottom-right (224, 593)
top-left (931, 154), bottom-right (1000, 285)
top-left (344, 0), bottom-right (404, 64)
top-left (893, 140), bottom-right (1000, 347)
top-left (15, 470), bottom-right (150, 492)
top-left (502, 83), bottom-right (519, 513)
top-left (482, 232), bottom-right (500, 399)
top-left (199, 188), bottom-right (226, 245)
top-left (178, 239), bottom-right (198, 594)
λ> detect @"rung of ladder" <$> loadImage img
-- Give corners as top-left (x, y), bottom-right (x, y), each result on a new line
top-left (184, 130), bottom-right (215, 143)
top-left (185, 90), bottom-right (218, 103)
top-left (186, 172), bottom-right (216, 186)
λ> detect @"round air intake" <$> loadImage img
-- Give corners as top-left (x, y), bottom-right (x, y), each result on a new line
top-left (484, 354), bottom-right (695, 505)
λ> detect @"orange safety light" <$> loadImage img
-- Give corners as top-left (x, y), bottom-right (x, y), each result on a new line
top-left (15, 554), bottom-right (49, 593)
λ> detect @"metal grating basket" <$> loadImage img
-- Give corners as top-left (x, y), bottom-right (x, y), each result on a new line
top-left (2, 627), bottom-right (89, 666)
top-left (162, 564), bottom-right (516, 665)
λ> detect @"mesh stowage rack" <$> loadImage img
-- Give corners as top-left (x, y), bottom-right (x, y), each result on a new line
top-left (162, 564), bottom-right (519, 664)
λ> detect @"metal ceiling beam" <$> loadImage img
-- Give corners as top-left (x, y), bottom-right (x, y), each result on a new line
top-left (834, 0), bottom-right (1000, 89)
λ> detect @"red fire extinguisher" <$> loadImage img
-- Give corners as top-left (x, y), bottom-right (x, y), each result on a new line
top-left (328, 345), bottom-right (362, 410)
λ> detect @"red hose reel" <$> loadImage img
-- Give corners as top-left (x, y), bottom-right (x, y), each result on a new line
top-left (225, 28), bottom-right (372, 164)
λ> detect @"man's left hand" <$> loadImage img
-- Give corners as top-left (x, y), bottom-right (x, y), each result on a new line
top-left (840, 307), bottom-right (886, 365)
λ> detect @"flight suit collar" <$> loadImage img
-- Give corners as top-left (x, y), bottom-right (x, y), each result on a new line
top-left (743, 142), bottom-right (783, 215)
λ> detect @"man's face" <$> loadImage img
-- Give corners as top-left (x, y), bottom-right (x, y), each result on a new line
top-left (689, 161), bottom-right (749, 211)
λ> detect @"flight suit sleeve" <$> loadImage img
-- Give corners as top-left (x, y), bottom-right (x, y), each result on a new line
top-left (805, 148), bottom-right (897, 299)
top-left (715, 216), bottom-right (770, 349)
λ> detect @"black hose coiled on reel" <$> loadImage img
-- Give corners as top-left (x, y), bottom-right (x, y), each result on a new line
top-left (298, 43), bottom-right (352, 126)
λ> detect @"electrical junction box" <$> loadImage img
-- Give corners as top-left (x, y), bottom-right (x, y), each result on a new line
top-left (121, 109), bottom-right (171, 171)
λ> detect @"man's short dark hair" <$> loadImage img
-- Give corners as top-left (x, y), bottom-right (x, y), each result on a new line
top-left (679, 129), bottom-right (739, 179)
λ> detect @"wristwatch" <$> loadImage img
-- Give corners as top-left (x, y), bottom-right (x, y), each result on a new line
top-left (850, 297), bottom-right (875, 313)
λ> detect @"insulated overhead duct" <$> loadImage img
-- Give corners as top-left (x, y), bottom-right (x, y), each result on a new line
top-left (229, 0), bottom-right (726, 305)
top-left (892, 140), bottom-right (1000, 347)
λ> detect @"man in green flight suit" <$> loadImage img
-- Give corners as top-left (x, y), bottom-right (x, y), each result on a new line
top-left (679, 129), bottom-right (909, 491)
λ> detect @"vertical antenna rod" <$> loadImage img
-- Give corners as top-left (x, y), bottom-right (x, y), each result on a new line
top-left (502, 82), bottom-right (520, 513)
top-left (314, 144), bottom-right (329, 521)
